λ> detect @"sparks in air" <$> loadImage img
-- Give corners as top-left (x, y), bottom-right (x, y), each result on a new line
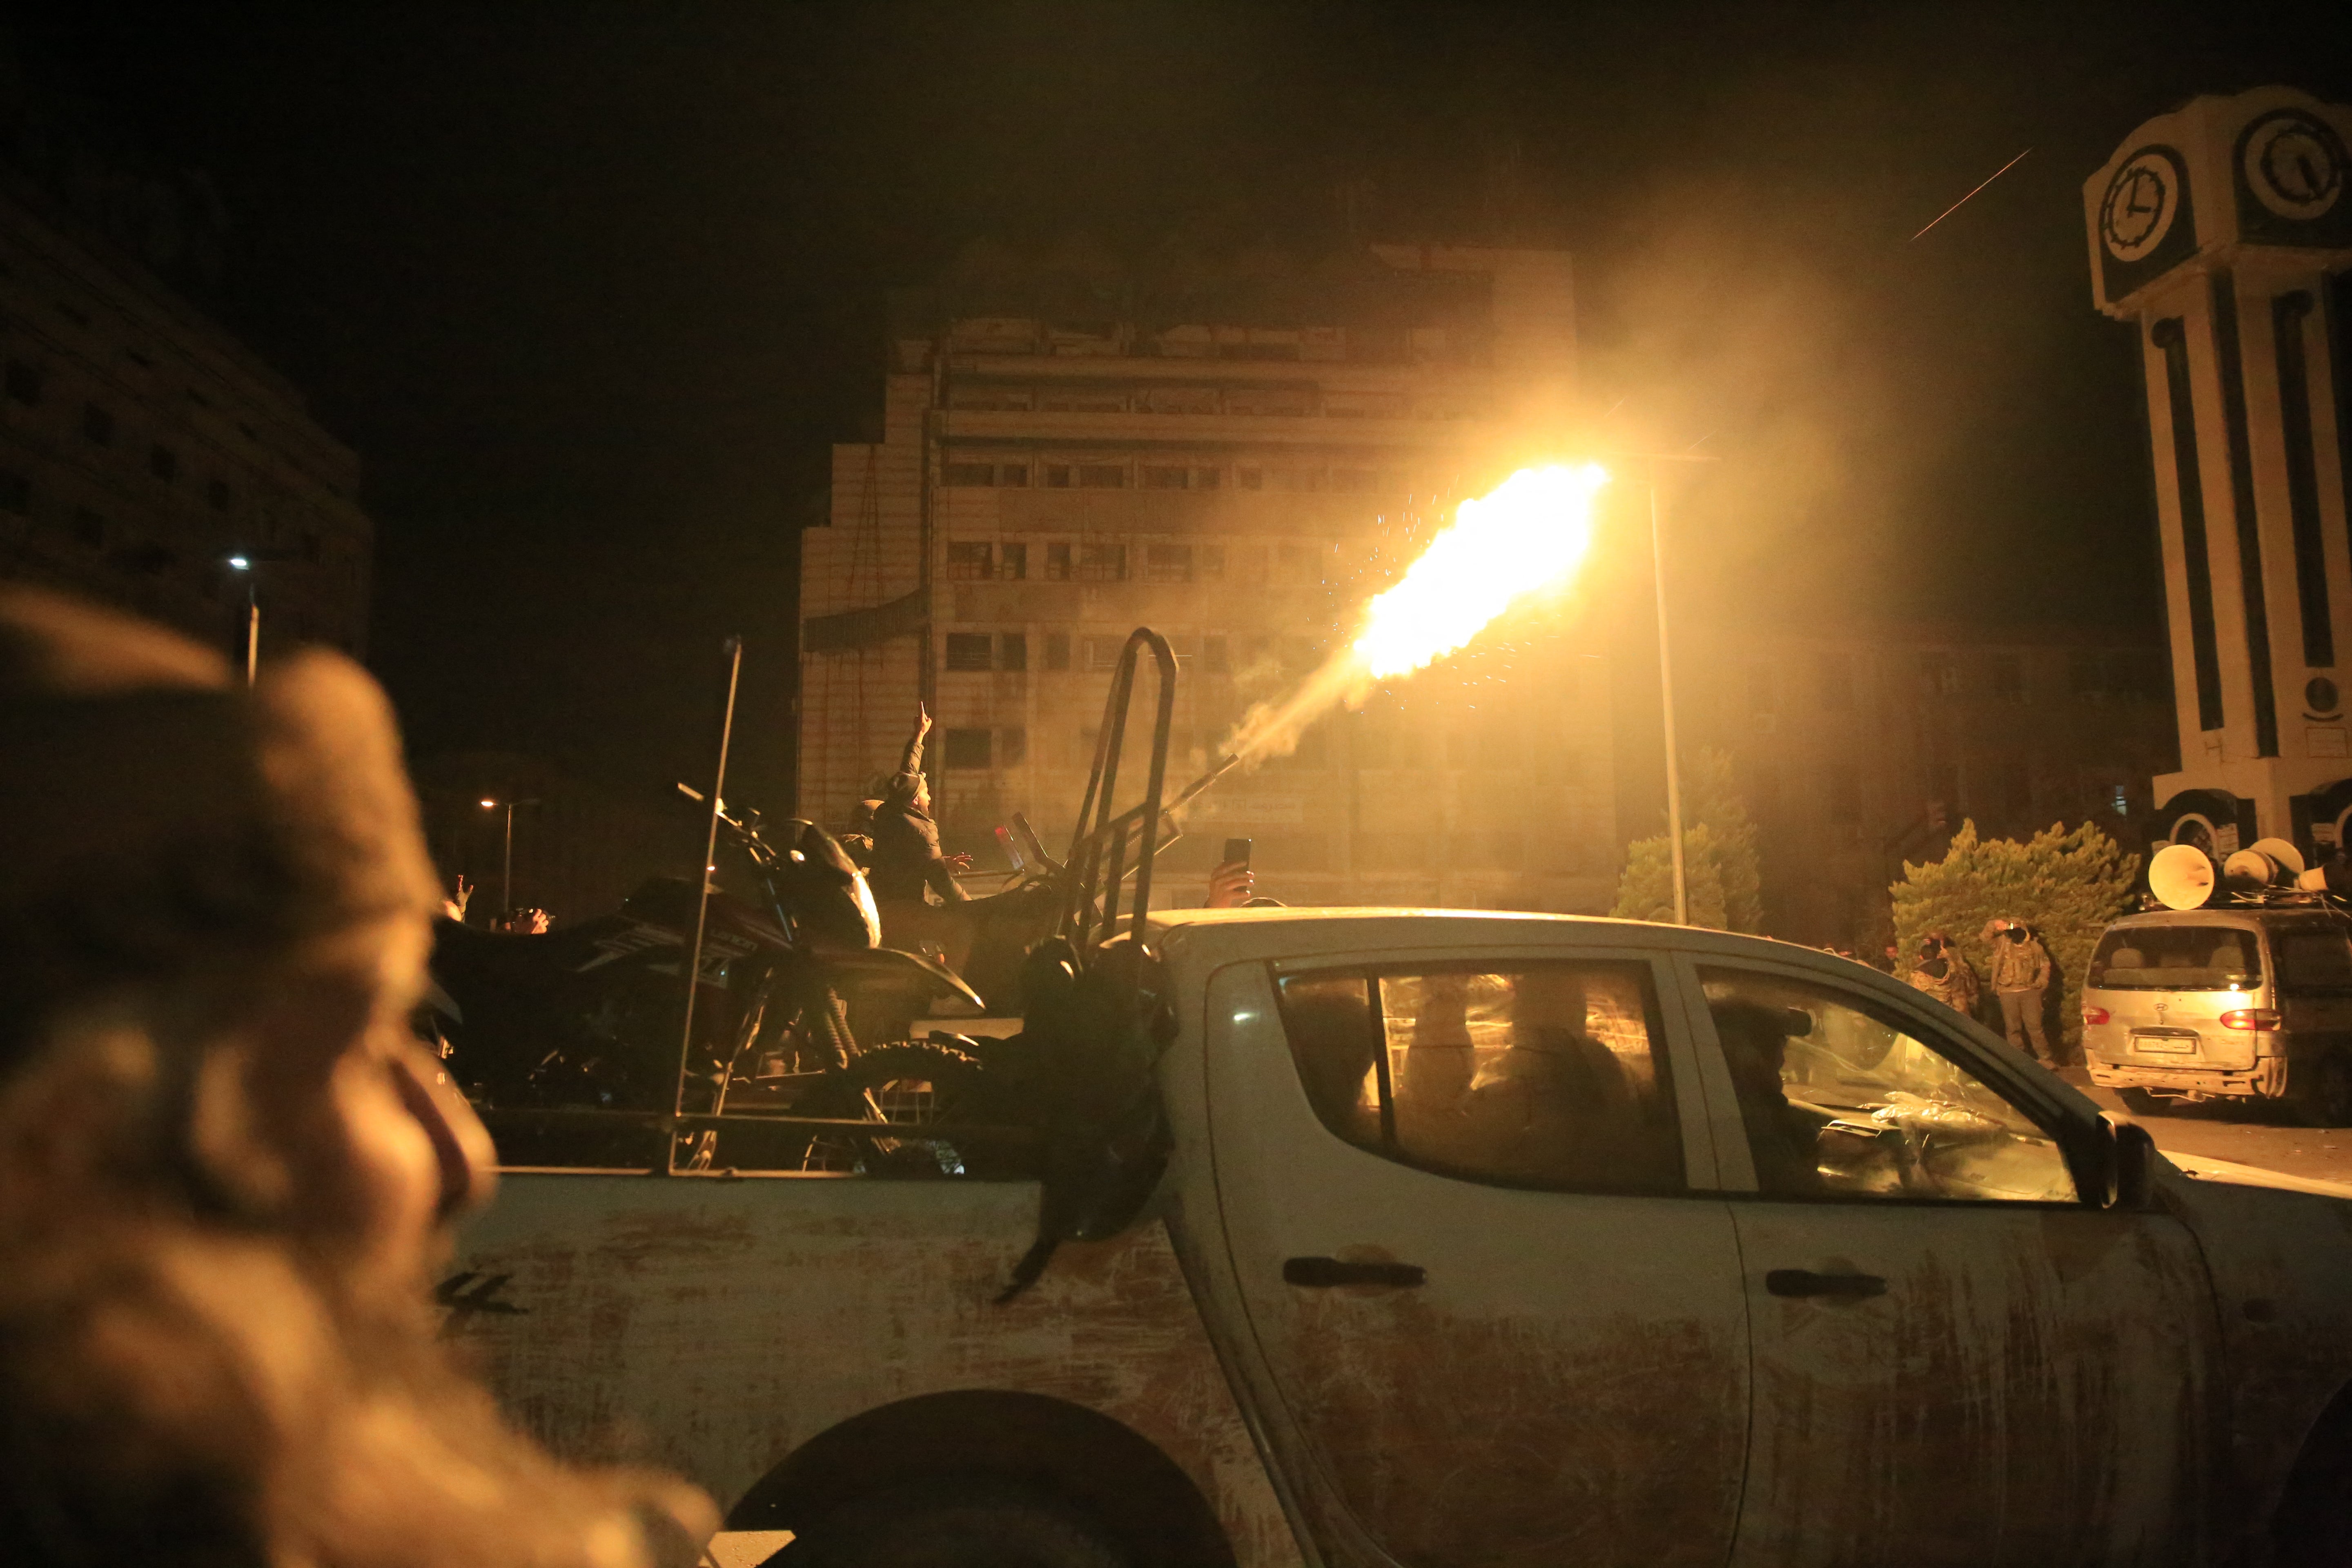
top-left (1352, 462), bottom-right (1611, 679)
top-left (1219, 462), bottom-right (1611, 767)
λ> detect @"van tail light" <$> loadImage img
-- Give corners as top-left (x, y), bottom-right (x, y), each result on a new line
top-left (2082, 1005), bottom-right (2110, 1025)
top-left (2219, 1009), bottom-right (2282, 1031)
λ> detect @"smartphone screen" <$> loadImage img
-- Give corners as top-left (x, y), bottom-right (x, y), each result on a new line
top-left (1222, 836), bottom-right (1252, 868)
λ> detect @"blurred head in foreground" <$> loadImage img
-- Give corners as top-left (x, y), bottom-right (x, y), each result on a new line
top-left (0, 587), bottom-right (710, 1567)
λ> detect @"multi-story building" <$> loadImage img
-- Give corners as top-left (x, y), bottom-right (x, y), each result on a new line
top-left (0, 173), bottom-right (371, 657)
top-left (799, 242), bottom-right (1617, 911)
top-left (1675, 621), bottom-right (2178, 948)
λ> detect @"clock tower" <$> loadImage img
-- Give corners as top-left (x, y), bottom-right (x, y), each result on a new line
top-left (2087, 87), bottom-right (2352, 863)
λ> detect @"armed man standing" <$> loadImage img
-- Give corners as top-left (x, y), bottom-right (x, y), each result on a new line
top-left (1987, 916), bottom-right (2055, 1065)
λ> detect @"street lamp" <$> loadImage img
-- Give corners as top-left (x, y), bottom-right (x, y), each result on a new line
top-left (224, 555), bottom-right (257, 685)
top-left (221, 548), bottom-right (297, 686)
top-left (479, 796), bottom-right (540, 919)
top-left (1597, 447), bottom-right (1719, 927)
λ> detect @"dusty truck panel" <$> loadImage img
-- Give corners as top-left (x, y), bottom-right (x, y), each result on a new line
top-left (1178, 941), bottom-right (1751, 1568)
top-left (2154, 1171), bottom-right (2352, 1534)
top-left (450, 1174), bottom-right (1299, 1565)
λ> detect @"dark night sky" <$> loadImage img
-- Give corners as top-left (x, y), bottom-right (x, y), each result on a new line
top-left (13, 0), bottom-right (2352, 825)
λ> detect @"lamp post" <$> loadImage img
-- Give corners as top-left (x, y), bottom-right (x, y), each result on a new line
top-left (1594, 447), bottom-right (1717, 927)
top-left (224, 555), bottom-right (258, 685)
top-left (222, 548), bottom-right (299, 685)
top-left (478, 796), bottom-right (540, 918)
top-left (1649, 483), bottom-right (1689, 926)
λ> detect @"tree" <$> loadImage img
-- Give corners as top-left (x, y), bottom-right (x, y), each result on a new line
top-left (1889, 820), bottom-right (2140, 1049)
top-left (1611, 749), bottom-right (1763, 932)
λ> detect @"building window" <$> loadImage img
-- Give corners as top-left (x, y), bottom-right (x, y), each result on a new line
top-left (1816, 651), bottom-right (1854, 711)
top-left (1045, 542), bottom-right (1072, 580)
top-left (1084, 635), bottom-right (1126, 672)
top-left (0, 470), bottom-right (27, 514)
top-left (1077, 541), bottom-right (1126, 581)
top-left (1203, 634), bottom-right (1229, 673)
top-left (942, 728), bottom-right (993, 769)
top-left (1991, 653), bottom-right (2027, 702)
top-left (943, 633), bottom-right (994, 671)
top-left (1044, 632), bottom-right (1070, 670)
top-left (4, 361), bottom-right (41, 404)
top-left (944, 462), bottom-right (995, 487)
top-left (1144, 542), bottom-right (1193, 582)
top-left (149, 444), bottom-right (178, 481)
top-left (72, 508), bottom-right (105, 548)
top-left (999, 541), bottom-right (1028, 579)
top-left (999, 631), bottom-right (1028, 671)
top-left (999, 726), bottom-right (1027, 766)
top-left (1919, 650), bottom-right (1958, 695)
top-left (1984, 759), bottom-right (2031, 817)
top-left (1198, 543), bottom-right (1225, 579)
top-left (1274, 542), bottom-right (1322, 585)
top-left (947, 541), bottom-right (993, 579)
top-left (207, 479), bottom-right (233, 511)
top-left (1141, 464), bottom-right (1189, 489)
top-left (1825, 762), bottom-right (1862, 824)
top-left (81, 404), bottom-right (114, 446)
top-left (1043, 462), bottom-right (1129, 488)
top-left (1925, 761), bottom-right (1959, 821)
top-left (1238, 466), bottom-right (1264, 490)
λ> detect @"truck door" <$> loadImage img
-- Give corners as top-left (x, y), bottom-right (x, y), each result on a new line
top-left (1679, 956), bottom-right (2218, 1568)
top-left (1203, 951), bottom-right (1748, 1568)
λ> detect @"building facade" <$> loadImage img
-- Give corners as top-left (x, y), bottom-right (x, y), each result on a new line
top-left (0, 174), bottom-right (371, 657)
top-left (1677, 623), bottom-right (2179, 949)
top-left (799, 243), bottom-right (1617, 911)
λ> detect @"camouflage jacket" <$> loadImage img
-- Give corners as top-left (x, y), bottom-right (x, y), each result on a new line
top-left (1990, 934), bottom-right (2052, 993)
top-left (1909, 955), bottom-right (1980, 1016)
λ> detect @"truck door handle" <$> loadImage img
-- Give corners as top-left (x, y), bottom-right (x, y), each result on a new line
top-left (1283, 1256), bottom-right (1426, 1289)
top-left (1766, 1268), bottom-right (1886, 1299)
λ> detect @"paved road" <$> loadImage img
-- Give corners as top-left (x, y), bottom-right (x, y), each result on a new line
top-left (2066, 1074), bottom-right (2352, 1185)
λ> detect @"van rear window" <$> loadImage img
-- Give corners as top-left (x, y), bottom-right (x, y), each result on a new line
top-left (2087, 926), bottom-right (2260, 990)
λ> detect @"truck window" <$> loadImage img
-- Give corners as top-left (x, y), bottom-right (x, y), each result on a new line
top-left (2274, 929), bottom-right (2352, 992)
top-left (1699, 968), bottom-right (2076, 1203)
top-left (1272, 960), bottom-right (1684, 1193)
top-left (2085, 925), bottom-right (2261, 990)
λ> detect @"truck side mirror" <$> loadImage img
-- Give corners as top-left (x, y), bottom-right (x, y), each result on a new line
top-left (2111, 1119), bottom-right (2158, 1209)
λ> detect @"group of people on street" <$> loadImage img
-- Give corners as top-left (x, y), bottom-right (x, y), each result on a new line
top-left (1907, 917), bottom-right (2058, 1065)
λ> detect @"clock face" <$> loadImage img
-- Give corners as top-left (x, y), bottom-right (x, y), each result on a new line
top-left (2243, 109), bottom-right (2346, 221)
top-left (2101, 151), bottom-right (2179, 261)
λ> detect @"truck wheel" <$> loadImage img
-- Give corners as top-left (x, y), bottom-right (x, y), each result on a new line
top-left (2117, 1087), bottom-right (2169, 1118)
top-left (785, 1481), bottom-right (1127, 1568)
top-left (2292, 1050), bottom-right (2352, 1129)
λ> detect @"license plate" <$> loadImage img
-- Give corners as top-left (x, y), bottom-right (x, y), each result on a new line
top-left (2132, 1032), bottom-right (2197, 1054)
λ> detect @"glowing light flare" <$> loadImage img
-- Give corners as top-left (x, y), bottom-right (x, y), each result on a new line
top-left (1217, 462), bottom-right (1612, 770)
top-left (1351, 463), bottom-right (1610, 680)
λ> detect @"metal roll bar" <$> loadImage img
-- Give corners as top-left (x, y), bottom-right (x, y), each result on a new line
top-left (1062, 628), bottom-right (1177, 954)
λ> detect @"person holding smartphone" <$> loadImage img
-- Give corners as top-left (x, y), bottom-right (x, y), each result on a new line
top-left (1205, 837), bottom-right (1255, 908)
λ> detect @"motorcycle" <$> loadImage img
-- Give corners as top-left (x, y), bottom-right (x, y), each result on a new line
top-left (426, 791), bottom-right (986, 1170)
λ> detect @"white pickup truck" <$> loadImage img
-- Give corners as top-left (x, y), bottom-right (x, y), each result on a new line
top-left (452, 907), bottom-right (2352, 1568)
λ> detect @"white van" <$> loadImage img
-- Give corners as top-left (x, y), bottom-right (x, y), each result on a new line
top-left (2081, 908), bottom-right (2352, 1123)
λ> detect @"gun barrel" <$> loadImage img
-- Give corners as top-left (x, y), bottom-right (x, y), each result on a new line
top-left (1170, 753), bottom-right (1242, 811)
